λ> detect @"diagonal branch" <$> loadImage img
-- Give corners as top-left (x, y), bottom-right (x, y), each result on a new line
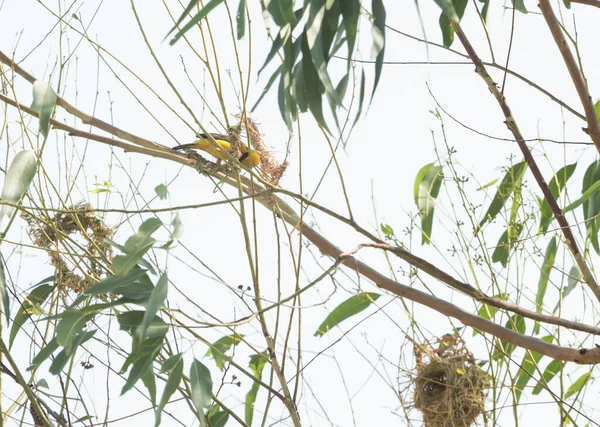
top-left (352, 242), bottom-right (600, 336)
top-left (538, 0), bottom-right (600, 153)
top-left (450, 21), bottom-right (600, 304)
top-left (3, 52), bottom-right (600, 365)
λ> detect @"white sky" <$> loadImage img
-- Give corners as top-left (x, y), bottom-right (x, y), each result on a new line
top-left (1, 0), bottom-right (600, 426)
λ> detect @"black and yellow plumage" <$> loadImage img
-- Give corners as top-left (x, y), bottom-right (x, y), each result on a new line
top-left (172, 133), bottom-right (260, 168)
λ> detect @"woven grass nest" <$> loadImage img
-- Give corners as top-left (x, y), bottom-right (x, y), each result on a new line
top-left (413, 333), bottom-right (490, 427)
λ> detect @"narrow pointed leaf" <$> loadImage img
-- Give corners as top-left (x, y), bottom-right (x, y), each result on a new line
top-left (314, 292), bottom-right (381, 337)
top-left (564, 372), bottom-right (591, 400)
top-left (532, 359), bottom-right (563, 395)
top-left (10, 283), bottom-right (53, 348)
top-left (208, 411), bottom-right (229, 427)
top-left (0, 150), bottom-right (38, 226)
top-left (31, 81), bottom-right (57, 138)
top-left (553, 265), bottom-right (581, 314)
top-left (533, 237), bottom-right (557, 335)
top-left (112, 218), bottom-right (162, 275)
top-left (515, 335), bottom-right (553, 402)
top-left (155, 357), bottom-right (184, 427)
top-left (190, 359), bottom-right (213, 425)
top-left (169, 0), bottom-right (225, 45)
top-left (236, 0), bottom-right (246, 39)
top-left (245, 352), bottom-right (268, 425)
top-left (493, 315), bottom-right (526, 361)
top-left (414, 163), bottom-right (443, 244)
top-left (539, 163), bottom-right (576, 233)
top-left (581, 161), bottom-right (600, 254)
top-left (371, 0), bottom-right (386, 97)
top-left (478, 161), bottom-right (527, 230)
top-left (137, 273), bottom-right (168, 344)
top-left (206, 333), bottom-right (244, 370)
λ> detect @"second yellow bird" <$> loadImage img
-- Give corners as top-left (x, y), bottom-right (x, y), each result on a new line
top-left (172, 133), bottom-right (260, 168)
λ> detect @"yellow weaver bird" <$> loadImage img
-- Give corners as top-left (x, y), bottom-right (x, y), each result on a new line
top-left (172, 133), bottom-right (260, 168)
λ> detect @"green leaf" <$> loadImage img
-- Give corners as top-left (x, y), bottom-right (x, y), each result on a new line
top-left (137, 273), bottom-right (168, 345)
top-left (349, 68), bottom-right (366, 134)
top-left (168, 0), bottom-right (225, 45)
top-left (31, 81), bottom-right (57, 138)
top-left (300, 36), bottom-right (328, 132)
top-left (265, 0), bottom-right (298, 26)
top-left (515, 335), bottom-right (553, 403)
top-left (414, 163), bottom-right (443, 245)
top-left (532, 359), bottom-right (563, 395)
top-left (55, 310), bottom-right (95, 354)
top-left (10, 283), bottom-right (54, 348)
top-left (380, 223), bottom-right (394, 238)
top-left (553, 265), bottom-right (581, 314)
top-left (0, 150), bottom-right (38, 228)
top-left (340, 0), bottom-right (360, 67)
top-left (206, 333), bottom-right (244, 370)
top-left (578, 161), bottom-right (600, 254)
top-left (564, 372), bottom-right (591, 400)
top-left (595, 100), bottom-right (600, 121)
top-left (36, 379), bottom-right (49, 389)
top-left (121, 337), bottom-right (164, 395)
top-left (171, 213), bottom-right (183, 242)
top-left (190, 359), bottom-right (213, 425)
top-left (236, 0), bottom-right (246, 39)
top-left (0, 261), bottom-right (7, 326)
top-left (534, 237), bottom-right (557, 329)
top-left (539, 163), bottom-right (576, 234)
top-left (305, 0), bottom-right (338, 106)
top-left (492, 223), bottom-right (523, 267)
top-left (208, 411), bottom-right (229, 427)
top-left (478, 0), bottom-right (490, 21)
top-left (478, 161), bottom-right (527, 230)
top-left (112, 218), bottom-right (162, 275)
top-left (118, 311), bottom-right (169, 340)
top-left (155, 184), bottom-right (168, 200)
top-left (511, 0), bottom-right (527, 13)
top-left (564, 179), bottom-right (600, 215)
top-left (584, 160), bottom-right (600, 254)
top-left (85, 266), bottom-right (153, 301)
top-left (142, 369), bottom-right (157, 406)
top-left (161, 353), bottom-right (183, 374)
top-left (49, 330), bottom-right (96, 375)
top-left (155, 356), bottom-right (184, 427)
top-left (252, 64), bottom-right (283, 112)
top-left (476, 178), bottom-right (498, 191)
top-left (432, 0), bottom-right (460, 23)
top-left (30, 338), bottom-right (59, 369)
top-left (314, 292), bottom-right (381, 337)
top-left (371, 0), bottom-right (386, 97)
top-left (493, 315), bottom-right (526, 361)
top-left (245, 352), bottom-right (268, 425)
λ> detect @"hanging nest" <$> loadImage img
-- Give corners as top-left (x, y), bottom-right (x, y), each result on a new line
top-left (412, 333), bottom-right (490, 427)
top-left (24, 202), bottom-right (113, 294)
top-left (234, 115), bottom-right (289, 185)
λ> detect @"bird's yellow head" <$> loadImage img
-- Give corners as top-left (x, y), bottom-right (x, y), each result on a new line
top-left (238, 145), bottom-right (261, 168)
